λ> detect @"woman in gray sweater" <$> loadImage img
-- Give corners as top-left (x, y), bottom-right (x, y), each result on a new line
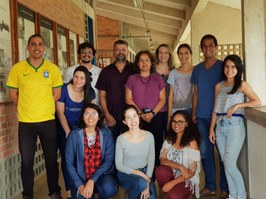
top-left (115, 104), bottom-right (157, 199)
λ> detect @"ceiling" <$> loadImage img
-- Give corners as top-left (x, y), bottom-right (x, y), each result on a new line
top-left (95, 0), bottom-right (241, 52)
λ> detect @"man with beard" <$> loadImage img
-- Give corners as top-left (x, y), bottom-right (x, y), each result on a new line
top-left (63, 42), bottom-right (101, 104)
top-left (96, 40), bottom-right (137, 141)
top-left (6, 34), bottom-right (63, 199)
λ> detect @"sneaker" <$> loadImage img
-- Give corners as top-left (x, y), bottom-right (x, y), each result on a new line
top-left (50, 192), bottom-right (62, 199)
top-left (219, 191), bottom-right (229, 199)
top-left (200, 188), bottom-right (217, 197)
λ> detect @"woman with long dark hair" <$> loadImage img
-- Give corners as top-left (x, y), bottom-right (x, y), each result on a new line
top-left (56, 65), bottom-right (95, 198)
top-left (66, 103), bottom-right (117, 199)
top-left (209, 55), bottom-right (261, 199)
top-left (155, 110), bottom-right (201, 199)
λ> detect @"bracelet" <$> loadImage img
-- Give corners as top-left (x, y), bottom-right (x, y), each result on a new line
top-left (151, 110), bottom-right (156, 116)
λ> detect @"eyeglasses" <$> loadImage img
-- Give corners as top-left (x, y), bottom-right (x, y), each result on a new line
top-left (83, 111), bottom-right (98, 117)
top-left (171, 120), bottom-right (187, 126)
top-left (81, 51), bottom-right (93, 55)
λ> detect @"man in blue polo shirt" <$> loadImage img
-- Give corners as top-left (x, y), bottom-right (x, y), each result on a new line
top-left (191, 34), bottom-right (229, 198)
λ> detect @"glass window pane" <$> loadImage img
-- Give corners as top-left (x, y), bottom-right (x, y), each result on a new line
top-left (57, 25), bottom-right (67, 74)
top-left (0, 0), bottom-right (12, 100)
top-left (69, 31), bottom-right (77, 66)
top-left (18, 4), bottom-right (35, 61)
top-left (40, 16), bottom-right (54, 63)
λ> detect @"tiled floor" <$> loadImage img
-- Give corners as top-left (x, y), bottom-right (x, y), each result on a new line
top-left (12, 149), bottom-right (223, 199)
top-left (11, 170), bottom-right (221, 199)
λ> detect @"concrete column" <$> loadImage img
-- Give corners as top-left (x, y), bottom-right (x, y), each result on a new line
top-left (243, 0), bottom-right (266, 198)
top-left (243, 0), bottom-right (266, 104)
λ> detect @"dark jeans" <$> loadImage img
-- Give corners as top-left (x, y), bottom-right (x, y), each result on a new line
top-left (141, 112), bottom-right (164, 167)
top-left (56, 118), bottom-right (73, 191)
top-left (197, 117), bottom-right (228, 192)
top-left (71, 174), bottom-right (117, 199)
top-left (109, 120), bottom-right (122, 143)
top-left (18, 120), bottom-right (61, 197)
top-left (117, 171), bottom-right (157, 199)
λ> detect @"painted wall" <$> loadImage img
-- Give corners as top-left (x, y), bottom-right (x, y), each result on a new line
top-left (191, 2), bottom-right (242, 64)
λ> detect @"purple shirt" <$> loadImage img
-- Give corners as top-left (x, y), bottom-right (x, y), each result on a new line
top-left (126, 73), bottom-right (165, 111)
top-left (95, 61), bottom-right (136, 120)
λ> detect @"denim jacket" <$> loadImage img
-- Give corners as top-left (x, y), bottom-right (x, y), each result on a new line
top-left (65, 126), bottom-right (115, 190)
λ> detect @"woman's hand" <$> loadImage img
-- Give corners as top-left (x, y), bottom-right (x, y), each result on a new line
top-left (135, 170), bottom-right (150, 183)
top-left (179, 166), bottom-right (190, 180)
top-left (162, 181), bottom-right (175, 192)
top-left (209, 129), bottom-right (216, 144)
top-left (227, 104), bottom-right (239, 118)
top-left (140, 184), bottom-right (150, 199)
top-left (82, 180), bottom-right (94, 198)
top-left (141, 112), bottom-right (153, 123)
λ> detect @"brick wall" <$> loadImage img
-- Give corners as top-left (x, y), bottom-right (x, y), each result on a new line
top-left (96, 15), bottom-right (120, 64)
top-left (0, 102), bottom-right (18, 161)
top-left (18, 0), bottom-right (86, 37)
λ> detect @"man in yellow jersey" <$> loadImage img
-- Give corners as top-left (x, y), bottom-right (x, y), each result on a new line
top-left (6, 34), bottom-right (63, 199)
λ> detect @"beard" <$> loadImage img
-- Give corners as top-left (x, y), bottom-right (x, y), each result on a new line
top-left (81, 59), bottom-right (91, 64)
top-left (115, 54), bottom-right (126, 63)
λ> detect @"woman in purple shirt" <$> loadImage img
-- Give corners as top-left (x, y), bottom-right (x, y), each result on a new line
top-left (125, 50), bottom-right (166, 166)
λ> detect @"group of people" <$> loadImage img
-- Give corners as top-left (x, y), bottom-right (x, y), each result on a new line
top-left (6, 33), bottom-right (261, 199)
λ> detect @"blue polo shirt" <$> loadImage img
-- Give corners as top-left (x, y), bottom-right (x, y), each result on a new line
top-left (191, 60), bottom-right (223, 118)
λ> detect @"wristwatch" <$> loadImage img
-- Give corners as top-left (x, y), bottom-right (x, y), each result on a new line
top-left (151, 110), bottom-right (156, 116)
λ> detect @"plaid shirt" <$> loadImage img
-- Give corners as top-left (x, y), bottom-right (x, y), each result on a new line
top-left (83, 129), bottom-right (102, 180)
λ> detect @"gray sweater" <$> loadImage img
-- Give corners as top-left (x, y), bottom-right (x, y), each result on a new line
top-left (115, 131), bottom-right (155, 178)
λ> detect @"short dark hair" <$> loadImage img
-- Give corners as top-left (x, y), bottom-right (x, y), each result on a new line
top-left (113, 40), bottom-right (128, 50)
top-left (177, 43), bottom-right (193, 54)
top-left (200, 34), bottom-right (218, 48)
top-left (28, 34), bottom-right (44, 45)
top-left (78, 42), bottom-right (96, 56)
top-left (134, 50), bottom-right (156, 73)
top-left (78, 103), bottom-right (104, 129)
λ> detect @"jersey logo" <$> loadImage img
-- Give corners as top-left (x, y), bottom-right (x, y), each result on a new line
top-left (43, 71), bottom-right (49, 78)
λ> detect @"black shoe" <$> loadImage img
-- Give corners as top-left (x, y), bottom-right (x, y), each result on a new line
top-left (23, 196), bottom-right (33, 199)
top-left (50, 192), bottom-right (62, 199)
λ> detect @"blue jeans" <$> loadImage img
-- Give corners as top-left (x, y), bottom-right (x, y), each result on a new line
top-left (71, 174), bottom-right (117, 199)
top-left (197, 117), bottom-right (228, 192)
top-left (18, 120), bottom-right (61, 197)
top-left (117, 171), bottom-right (157, 199)
top-left (216, 117), bottom-right (247, 199)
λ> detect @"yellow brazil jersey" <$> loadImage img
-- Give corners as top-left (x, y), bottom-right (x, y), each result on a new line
top-left (6, 59), bottom-right (63, 122)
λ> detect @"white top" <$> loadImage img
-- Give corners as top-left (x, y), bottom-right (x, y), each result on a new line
top-left (63, 64), bottom-right (102, 105)
top-left (160, 140), bottom-right (201, 198)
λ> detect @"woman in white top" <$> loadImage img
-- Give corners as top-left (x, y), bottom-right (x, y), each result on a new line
top-left (155, 110), bottom-right (201, 199)
top-left (115, 104), bottom-right (157, 199)
top-left (209, 55), bottom-right (261, 199)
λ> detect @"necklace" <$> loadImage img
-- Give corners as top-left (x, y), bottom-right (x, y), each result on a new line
top-left (139, 75), bottom-right (151, 84)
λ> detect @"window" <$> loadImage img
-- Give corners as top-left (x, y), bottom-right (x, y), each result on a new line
top-left (18, 4), bottom-right (35, 61)
top-left (57, 25), bottom-right (67, 73)
top-left (40, 16), bottom-right (54, 63)
top-left (69, 31), bottom-right (77, 65)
